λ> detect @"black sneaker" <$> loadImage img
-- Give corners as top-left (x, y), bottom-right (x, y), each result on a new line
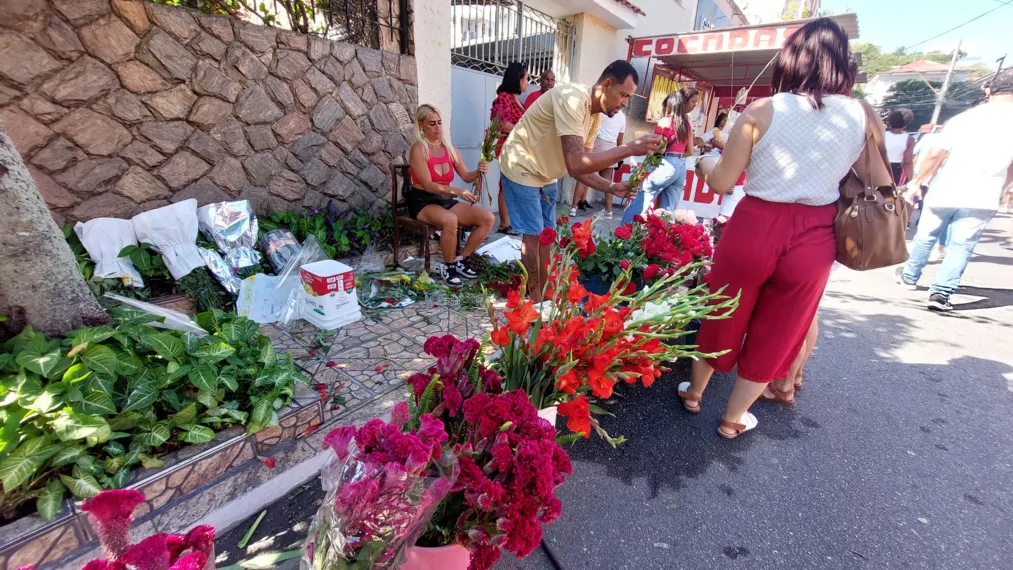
top-left (439, 263), bottom-right (464, 286)
top-left (577, 201), bottom-right (589, 211)
top-left (894, 267), bottom-right (917, 290)
top-left (927, 293), bottom-right (953, 312)
top-left (454, 258), bottom-right (479, 279)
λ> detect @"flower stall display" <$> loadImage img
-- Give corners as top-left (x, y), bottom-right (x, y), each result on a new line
top-left (403, 335), bottom-right (571, 570)
top-left (75, 489), bottom-right (215, 570)
top-left (489, 218), bottom-right (738, 443)
top-left (301, 415), bottom-right (458, 570)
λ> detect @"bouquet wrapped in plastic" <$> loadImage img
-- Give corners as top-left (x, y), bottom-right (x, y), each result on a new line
top-left (302, 414), bottom-right (458, 570)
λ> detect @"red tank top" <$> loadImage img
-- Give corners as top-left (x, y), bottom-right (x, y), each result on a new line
top-left (411, 148), bottom-right (455, 185)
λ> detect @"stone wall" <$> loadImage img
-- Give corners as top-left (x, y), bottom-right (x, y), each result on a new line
top-left (0, 0), bottom-right (418, 224)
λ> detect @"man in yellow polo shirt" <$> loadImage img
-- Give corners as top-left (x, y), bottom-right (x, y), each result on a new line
top-left (499, 60), bottom-right (663, 302)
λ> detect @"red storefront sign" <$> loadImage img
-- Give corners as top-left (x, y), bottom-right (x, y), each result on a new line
top-left (630, 25), bottom-right (800, 58)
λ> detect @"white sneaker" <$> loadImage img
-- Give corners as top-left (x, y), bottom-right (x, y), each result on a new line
top-left (569, 207), bottom-right (578, 217)
top-left (603, 211), bottom-right (613, 220)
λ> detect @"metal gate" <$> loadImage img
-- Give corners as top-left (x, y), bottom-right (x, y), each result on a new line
top-left (450, 0), bottom-right (575, 82)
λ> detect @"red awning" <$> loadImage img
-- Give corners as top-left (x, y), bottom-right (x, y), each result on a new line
top-left (627, 14), bottom-right (860, 90)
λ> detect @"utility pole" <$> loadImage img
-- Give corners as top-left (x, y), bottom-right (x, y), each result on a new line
top-left (996, 55), bottom-right (1006, 77)
top-left (931, 39), bottom-right (962, 126)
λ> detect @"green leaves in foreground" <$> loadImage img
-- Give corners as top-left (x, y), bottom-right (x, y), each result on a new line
top-left (0, 310), bottom-right (304, 520)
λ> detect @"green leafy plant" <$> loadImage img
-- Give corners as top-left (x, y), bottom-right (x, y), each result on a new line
top-left (259, 207), bottom-right (395, 259)
top-left (177, 267), bottom-right (231, 312)
top-left (0, 309), bottom-right (302, 521)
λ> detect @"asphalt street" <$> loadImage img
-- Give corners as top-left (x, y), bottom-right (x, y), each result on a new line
top-left (501, 213), bottom-right (1013, 570)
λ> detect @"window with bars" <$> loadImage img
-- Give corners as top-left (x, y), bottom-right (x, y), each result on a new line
top-left (449, 0), bottom-right (575, 80)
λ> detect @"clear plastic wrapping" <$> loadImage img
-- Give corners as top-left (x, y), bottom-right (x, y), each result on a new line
top-left (261, 229), bottom-right (302, 272)
top-left (302, 446), bottom-right (458, 570)
top-left (102, 293), bottom-right (208, 336)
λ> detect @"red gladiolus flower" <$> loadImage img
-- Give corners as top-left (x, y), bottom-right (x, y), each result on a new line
top-left (81, 489), bottom-right (146, 558)
top-left (555, 369), bottom-right (581, 394)
top-left (584, 292), bottom-right (609, 313)
top-left (587, 356), bottom-right (616, 398)
top-left (558, 396), bottom-right (591, 438)
top-left (538, 228), bottom-right (557, 245)
top-left (491, 326), bottom-right (511, 347)
top-left (506, 289), bottom-right (521, 309)
top-left (301, 423), bottom-right (321, 437)
top-left (325, 361), bottom-right (336, 367)
top-left (259, 456), bottom-right (276, 469)
top-left (567, 281), bottom-right (588, 305)
top-left (557, 215), bottom-right (570, 225)
top-left (643, 264), bottom-right (660, 281)
top-left (619, 259), bottom-right (630, 270)
top-left (375, 365), bottom-right (386, 373)
top-left (621, 280), bottom-right (636, 295)
top-left (613, 224), bottom-right (633, 240)
top-left (505, 300), bottom-right (538, 335)
top-left (570, 220), bottom-right (595, 257)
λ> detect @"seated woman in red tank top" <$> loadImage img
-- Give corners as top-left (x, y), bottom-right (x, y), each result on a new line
top-left (408, 104), bottom-right (495, 286)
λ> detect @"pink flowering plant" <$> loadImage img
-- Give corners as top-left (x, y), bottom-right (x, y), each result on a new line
top-left (406, 335), bottom-right (572, 570)
top-left (74, 489), bottom-right (215, 570)
top-left (302, 413), bottom-right (458, 570)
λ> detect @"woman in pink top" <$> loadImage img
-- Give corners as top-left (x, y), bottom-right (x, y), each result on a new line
top-left (409, 104), bottom-right (495, 286)
top-left (620, 87), bottom-right (698, 224)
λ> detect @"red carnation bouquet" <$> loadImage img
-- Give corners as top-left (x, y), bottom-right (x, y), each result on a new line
top-left (489, 217), bottom-right (737, 443)
top-left (404, 335), bottom-right (571, 570)
top-left (302, 413), bottom-right (458, 570)
top-left (613, 210), bottom-right (714, 284)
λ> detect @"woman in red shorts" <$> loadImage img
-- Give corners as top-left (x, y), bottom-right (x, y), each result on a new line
top-left (677, 18), bottom-right (891, 438)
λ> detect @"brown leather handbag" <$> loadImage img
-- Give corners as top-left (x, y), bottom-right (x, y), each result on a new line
top-left (834, 105), bottom-right (910, 271)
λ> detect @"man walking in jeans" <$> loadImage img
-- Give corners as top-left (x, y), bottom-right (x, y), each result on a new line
top-left (897, 68), bottom-right (1013, 311)
top-left (499, 60), bottom-right (662, 302)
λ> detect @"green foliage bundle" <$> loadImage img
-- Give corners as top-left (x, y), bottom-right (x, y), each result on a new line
top-left (259, 208), bottom-right (395, 259)
top-left (0, 309), bottom-right (302, 521)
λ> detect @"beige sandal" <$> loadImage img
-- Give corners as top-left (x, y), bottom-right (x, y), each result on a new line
top-left (677, 381), bottom-right (702, 414)
top-left (717, 412), bottom-right (758, 439)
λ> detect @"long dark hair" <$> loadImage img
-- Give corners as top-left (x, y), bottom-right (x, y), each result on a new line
top-left (497, 62), bottom-right (527, 95)
top-left (662, 87), bottom-right (699, 143)
top-left (771, 17), bottom-right (855, 110)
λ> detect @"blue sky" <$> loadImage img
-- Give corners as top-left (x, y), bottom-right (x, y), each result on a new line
top-left (822, 0), bottom-right (1011, 67)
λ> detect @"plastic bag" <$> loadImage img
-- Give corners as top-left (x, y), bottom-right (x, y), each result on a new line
top-left (74, 218), bottom-right (145, 287)
top-left (132, 199), bottom-right (205, 280)
top-left (302, 443), bottom-right (458, 570)
top-left (275, 234), bottom-right (330, 290)
top-left (261, 229), bottom-right (301, 272)
top-left (353, 245), bottom-right (385, 274)
top-left (197, 200), bottom-right (262, 269)
top-left (103, 293), bottom-right (208, 336)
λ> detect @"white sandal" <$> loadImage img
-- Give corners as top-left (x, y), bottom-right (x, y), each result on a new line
top-left (717, 412), bottom-right (758, 439)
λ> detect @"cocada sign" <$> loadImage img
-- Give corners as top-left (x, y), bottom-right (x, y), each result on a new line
top-left (630, 25), bottom-right (800, 58)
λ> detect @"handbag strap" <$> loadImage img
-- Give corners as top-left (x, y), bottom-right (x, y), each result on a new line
top-left (858, 102), bottom-right (896, 192)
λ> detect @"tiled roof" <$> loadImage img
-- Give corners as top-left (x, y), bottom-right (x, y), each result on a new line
top-left (613, 0), bottom-right (646, 16)
top-left (884, 60), bottom-right (951, 74)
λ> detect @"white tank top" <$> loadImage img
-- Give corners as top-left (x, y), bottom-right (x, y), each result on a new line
top-left (744, 93), bottom-right (867, 207)
top-left (883, 131), bottom-right (910, 163)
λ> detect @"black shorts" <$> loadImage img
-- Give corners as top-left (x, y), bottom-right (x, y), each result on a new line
top-left (407, 187), bottom-right (457, 219)
top-left (890, 162), bottom-right (904, 184)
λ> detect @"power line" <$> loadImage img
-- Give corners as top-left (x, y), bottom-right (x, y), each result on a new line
top-left (902, 0), bottom-right (1012, 51)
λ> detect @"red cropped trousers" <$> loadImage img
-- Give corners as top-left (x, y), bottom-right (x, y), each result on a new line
top-left (696, 196), bottom-right (836, 382)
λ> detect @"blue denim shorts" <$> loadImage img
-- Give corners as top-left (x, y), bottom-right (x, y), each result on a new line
top-left (501, 176), bottom-right (559, 236)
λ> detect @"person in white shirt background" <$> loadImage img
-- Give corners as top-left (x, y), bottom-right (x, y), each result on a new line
top-left (570, 109), bottom-right (625, 218)
top-left (884, 108), bottom-right (916, 184)
top-left (897, 67), bottom-right (1013, 312)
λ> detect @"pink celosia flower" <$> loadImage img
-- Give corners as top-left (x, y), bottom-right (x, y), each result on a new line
top-left (167, 552), bottom-right (207, 570)
top-left (184, 525), bottom-right (215, 559)
top-left (80, 490), bottom-right (146, 558)
top-left (165, 534), bottom-right (188, 563)
top-left (119, 534), bottom-right (171, 570)
top-left (322, 426), bottom-right (357, 460)
top-left (391, 401), bottom-right (410, 426)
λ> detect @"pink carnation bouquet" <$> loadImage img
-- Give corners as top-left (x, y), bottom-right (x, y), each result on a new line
top-left (302, 413), bottom-right (458, 570)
